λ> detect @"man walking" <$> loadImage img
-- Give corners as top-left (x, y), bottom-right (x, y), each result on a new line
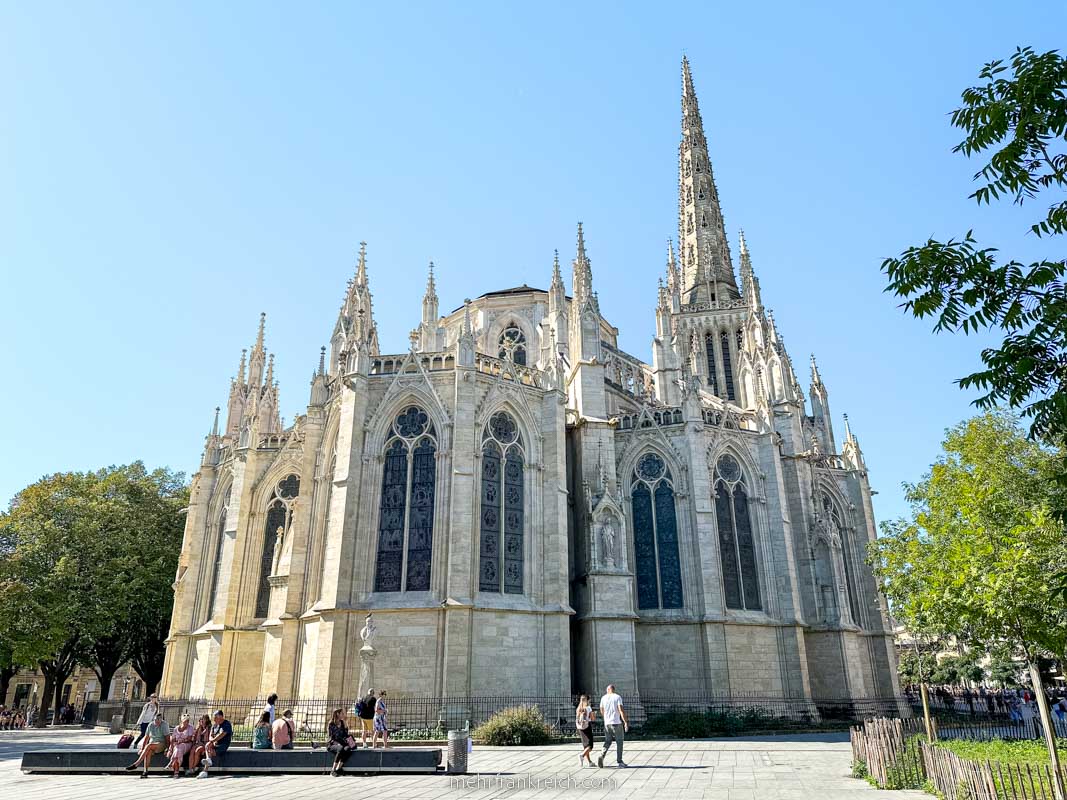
top-left (596, 684), bottom-right (629, 768)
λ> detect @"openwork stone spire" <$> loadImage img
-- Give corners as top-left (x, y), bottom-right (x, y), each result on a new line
top-left (572, 222), bottom-right (595, 306)
top-left (679, 56), bottom-right (737, 306)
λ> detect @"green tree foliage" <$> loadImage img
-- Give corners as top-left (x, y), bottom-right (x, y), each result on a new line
top-left (870, 411), bottom-right (1067, 662)
top-left (986, 646), bottom-right (1023, 687)
top-left (881, 47), bottom-right (1067, 441)
top-left (0, 463), bottom-right (186, 724)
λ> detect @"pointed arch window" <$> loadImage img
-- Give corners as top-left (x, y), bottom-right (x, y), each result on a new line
top-left (498, 326), bottom-right (527, 367)
top-left (255, 475), bottom-right (299, 617)
top-left (479, 411), bottom-right (525, 593)
top-left (714, 454), bottom-right (761, 611)
top-left (720, 330), bottom-right (736, 401)
top-left (374, 406), bottom-right (438, 592)
top-left (822, 494), bottom-right (861, 624)
top-left (704, 333), bottom-right (719, 395)
top-left (206, 486), bottom-right (231, 622)
top-left (630, 453), bottom-right (683, 610)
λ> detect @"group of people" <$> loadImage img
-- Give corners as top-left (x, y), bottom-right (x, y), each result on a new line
top-left (0, 706), bottom-right (27, 729)
top-left (125, 706), bottom-right (233, 779)
top-left (905, 684), bottom-right (1067, 723)
top-left (575, 685), bottom-right (630, 768)
top-left (325, 688), bottom-right (389, 776)
top-left (124, 689), bottom-right (392, 778)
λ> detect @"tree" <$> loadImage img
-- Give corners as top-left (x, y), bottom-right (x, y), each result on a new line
top-left (987, 646), bottom-right (1023, 687)
top-left (0, 641), bottom-right (18, 707)
top-left (881, 47), bottom-right (1067, 441)
top-left (0, 463), bottom-right (186, 722)
top-left (870, 411), bottom-right (1067, 796)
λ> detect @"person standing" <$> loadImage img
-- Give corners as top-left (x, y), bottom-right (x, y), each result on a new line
top-left (357, 689), bottom-right (377, 748)
top-left (575, 694), bottom-right (596, 767)
top-left (372, 691), bottom-right (389, 749)
top-left (263, 693), bottom-right (278, 726)
top-left (133, 693), bottom-right (160, 749)
top-left (596, 684), bottom-right (629, 768)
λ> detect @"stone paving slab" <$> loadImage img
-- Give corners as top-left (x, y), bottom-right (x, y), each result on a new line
top-left (0, 728), bottom-right (928, 799)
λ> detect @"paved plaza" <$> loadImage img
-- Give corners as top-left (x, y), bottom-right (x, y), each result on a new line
top-left (0, 727), bottom-right (926, 799)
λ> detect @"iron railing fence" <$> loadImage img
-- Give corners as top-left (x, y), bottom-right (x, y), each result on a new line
top-left (96, 693), bottom-right (912, 741)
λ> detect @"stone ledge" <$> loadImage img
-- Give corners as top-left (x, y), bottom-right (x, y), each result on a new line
top-left (21, 747), bottom-right (443, 775)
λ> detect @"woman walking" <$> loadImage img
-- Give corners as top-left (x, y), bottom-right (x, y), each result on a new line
top-left (576, 695), bottom-right (596, 767)
top-left (327, 708), bottom-right (355, 776)
top-left (167, 714), bottom-right (196, 777)
top-left (371, 691), bottom-right (389, 749)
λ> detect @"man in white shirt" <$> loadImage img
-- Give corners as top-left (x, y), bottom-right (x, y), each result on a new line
top-left (263, 693), bottom-right (278, 726)
top-left (596, 684), bottom-right (629, 768)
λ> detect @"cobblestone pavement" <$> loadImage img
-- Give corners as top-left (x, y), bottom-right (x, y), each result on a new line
top-left (0, 728), bottom-right (928, 799)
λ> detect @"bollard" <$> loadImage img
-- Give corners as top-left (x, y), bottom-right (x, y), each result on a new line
top-left (109, 714), bottom-right (124, 734)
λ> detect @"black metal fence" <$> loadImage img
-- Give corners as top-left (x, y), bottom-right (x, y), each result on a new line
top-left (96, 693), bottom-right (911, 742)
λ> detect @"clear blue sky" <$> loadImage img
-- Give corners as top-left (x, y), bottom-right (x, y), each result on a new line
top-left (2, 1), bottom-right (1062, 524)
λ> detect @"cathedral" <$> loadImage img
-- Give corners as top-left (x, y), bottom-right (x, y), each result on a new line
top-left (161, 58), bottom-right (900, 705)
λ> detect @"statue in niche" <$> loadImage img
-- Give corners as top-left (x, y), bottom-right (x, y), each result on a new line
top-left (598, 516), bottom-right (617, 568)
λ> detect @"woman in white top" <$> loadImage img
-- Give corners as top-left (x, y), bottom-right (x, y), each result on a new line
top-left (133, 694), bottom-right (160, 749)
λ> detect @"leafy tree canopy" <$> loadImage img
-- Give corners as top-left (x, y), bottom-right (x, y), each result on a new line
top-left (870, 411), bottom-right (1067, 662)
top-left (882, 47), bottom-right (1067, 440)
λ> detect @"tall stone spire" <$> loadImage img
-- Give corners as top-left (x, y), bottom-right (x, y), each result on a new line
top-left (738, 230), bottom-right (762, 312)
top-left (572, 222), bottom-right (595, 306)
top-left (422, 260), bottom-right (439, 328)
top-left (679, 56), bottom-right (737, 307)
top-left (332, 241), bottom-right (380, 372)
top-left (248, 312), bottom-right (267, 387)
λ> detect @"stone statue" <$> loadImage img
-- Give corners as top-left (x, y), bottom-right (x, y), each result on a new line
top-left (599, 517), bottom-right (617, 568)
top-left (359, 613), bottom-right (377, 649)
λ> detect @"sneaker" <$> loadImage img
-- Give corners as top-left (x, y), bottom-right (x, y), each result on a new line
top-left (617, 761), bottom-right (628, 768)
top-left (195, 770), bottom-right (210, 779)
top-left (596, 752), bottom-right (604, 768)
top-left (579, 755), bottom-right (584, 768)
top-left (203, 756), bottom-right (212, 768)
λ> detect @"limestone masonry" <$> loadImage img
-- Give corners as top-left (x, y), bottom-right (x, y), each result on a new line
top-left (161, 59), bottom-right (900, 703)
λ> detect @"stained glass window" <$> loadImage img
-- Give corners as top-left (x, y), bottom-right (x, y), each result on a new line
top-left (253, 477), bottom-right (299, 618)
top-left (720, 331), bottom-right (736, 401)
top-left (631, 455), bottom-right (683, 610)
top-left (824, 495), bottom-right (860, 625)
top-left (704, 333), bottom-right (718, 395)
top-left (480, 412), bottom-right (525, 593)
top-left (498, 326), bottom-right (527, 367)
top-left (374, 406), bottom-right (438, 592)
top-left (206, 513), bottom-right (227, 621)
top-left (715, 455), bottom-right (760, 611)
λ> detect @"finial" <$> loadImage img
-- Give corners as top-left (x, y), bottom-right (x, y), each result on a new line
top-left (238, 348), bottom-right (247, 383)
top-left (462, 298), bottom-right (473, 336)
top-left (739, 229), bottom-right (748, 258)
top-left (426, 260), bottom-right (436, 290)
top-left (552, 249), bottom-right (561, 279)
top-left (265, 352), bottom-right (275, 385)
top-left (255, 312), bottom-right (266, 351)
top-left (318, 346), bottom-right (326, 376)
top-left (409, 329), bottom-right (419, 350)
top-left (810, 353), bottom-right (822, 385)
top-left (356, 241), bottom-right (368, 285)
top-left (667, 238), bottom-right (676, 266)
top-left (210, 406), bottom-right (220, 437)
top-left (576, 221), bottom-right (587, 262)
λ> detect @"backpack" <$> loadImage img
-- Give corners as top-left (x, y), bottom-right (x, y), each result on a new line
top-left (354, 700), bottom-right (365, 717)
top-left (117, 733), bottom-right (134, 749)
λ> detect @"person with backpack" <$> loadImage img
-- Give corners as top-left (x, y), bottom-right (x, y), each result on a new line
top-left (356, 689), bottom-right (376, 747)
top-left (272, 709), bottom-right (295, 749)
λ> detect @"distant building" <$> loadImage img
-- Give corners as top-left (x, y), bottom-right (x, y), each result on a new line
top-left (162, 58), bottom-right (900, 703)
top-left (5, 663), bottom-right (145, 710)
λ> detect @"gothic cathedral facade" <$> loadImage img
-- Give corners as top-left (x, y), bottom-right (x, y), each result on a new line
top-left (161, 59), bottom-right (900, 703)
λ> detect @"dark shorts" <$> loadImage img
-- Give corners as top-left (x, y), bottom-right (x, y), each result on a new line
top-left (579, 727), bottom-right (594, 748)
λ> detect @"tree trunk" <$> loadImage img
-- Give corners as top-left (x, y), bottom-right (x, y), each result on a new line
top-left (0, 666), bottom-right (15, 706)
top-left (1027, 658), bottom-right (1066, 800)
top-left (93, 663), bottom-right (119, 701)
top-left (920, 682), bottom-right (935, 741)
top-left (35, 672), bottom-right (55, 729)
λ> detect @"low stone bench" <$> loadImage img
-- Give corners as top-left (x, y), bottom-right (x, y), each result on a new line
top-left (21, 747), bottom-right (443, 775)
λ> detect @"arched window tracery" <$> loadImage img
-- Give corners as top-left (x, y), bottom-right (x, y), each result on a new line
top-left (374, 406), bottom-right (438, 592)
top-left (255, 475), bottom-right (299, 617)
top-left (479, 411), bottom-right (525, 593)
top-left (498, 325), bottom-right (527, 367)
top-left (714, 454), bottom-right (761, 611)
top-left (631, 453), bottom-right (683, 610)
top-left (206, 486), bottom-right (231, 622)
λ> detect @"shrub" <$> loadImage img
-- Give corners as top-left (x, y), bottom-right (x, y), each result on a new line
top-left (641, 706), bottom-right (806, 738)
top-left (473, 705), bottom-right (554, 746)
top-left (851, 760), bottom-right (869, 779)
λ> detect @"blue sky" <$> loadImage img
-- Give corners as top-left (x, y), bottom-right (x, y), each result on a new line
top-left (2, 1), bottom-right (1062, 524)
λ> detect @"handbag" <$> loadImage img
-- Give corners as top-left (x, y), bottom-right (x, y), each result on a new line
top-left (345, 735), bottom-right (357, 748)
